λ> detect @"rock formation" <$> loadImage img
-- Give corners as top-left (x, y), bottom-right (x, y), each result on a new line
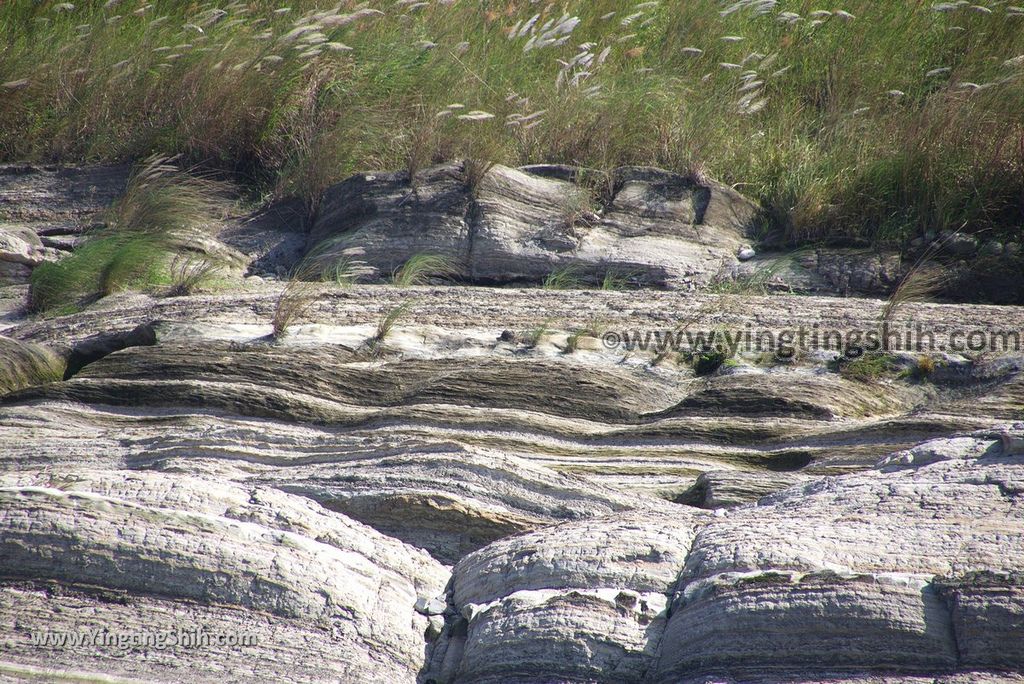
top-left (0, 162), bottom-right (1022, 682)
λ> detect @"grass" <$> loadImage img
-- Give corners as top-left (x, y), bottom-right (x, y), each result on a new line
top-left (271, 239), bottom-right (377, 339)
top-left (900, 354), bottom-right (938, 382)
top-left (0, 337), bottom-right (65, 395)
top-left (543, 264), bottom-right (586, 290)
top-left (303, 236), bottom-right (374, 286)
top-left (833, 352), bottom-right (900, 383)
top-left (166, 254), bottom-right (220, 296)
top-left (392, 253), bottom-right (458, 287)
top-left (880, 245), bottom-right (949, 325)
top-left (1, 2), bottom-right (1021, 246)
top-left (27, 156), bottom-right (230, 313)
top-left (367, 300), bottom-right (416, 353)
top-left (685, 348), bottom-right (734, 377)
top-left (601, 270), bottom-right (635, 291)
top-left (524, 317), bottom-right (554, 349)
top-left (271, 277), bottom-right (319, 340)
top-left (709, 248), bottom-right (811, 295)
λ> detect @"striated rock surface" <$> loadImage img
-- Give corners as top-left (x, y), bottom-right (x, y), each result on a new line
top-left (2, 163), bottom-right (1024, 682)
top-left (0, 470), bottom-right (448, 682)
top-left (310, 162), bottom-right (761, 289)
top-left (426, 427), bottom-right (1024, 682)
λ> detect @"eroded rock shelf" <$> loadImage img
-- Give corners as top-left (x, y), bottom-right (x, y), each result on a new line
top-left (1, 163), bottom-right (1022, 683)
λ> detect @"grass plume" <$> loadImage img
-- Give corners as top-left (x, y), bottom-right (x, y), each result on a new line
top-left (392, 253), bottom-right (458, 287)
top-left (367, 300), bottom-right (416, 354)
top-left (0, 2), bottom-right (1022, 245)
top-left (0, 337), bottom-right (66, 396)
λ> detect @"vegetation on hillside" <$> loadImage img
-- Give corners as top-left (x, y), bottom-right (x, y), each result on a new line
top-left (27, 156), bottom-right (229, 312)
top-left (2, 0), bottom-right (1022, 244)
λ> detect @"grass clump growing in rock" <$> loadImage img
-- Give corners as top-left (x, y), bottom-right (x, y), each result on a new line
top-left (543, 265), bottom-right (585, 290)
top-left (524, 318), bottom-right (554, 349)
top-left (684, 348), bottom-right (734, 377)
top-left (833, 353), bottom-right (901, 383)
top-left (392, 254), bottom-right (458, 287)
top-left (0, 337), bottom-right (66, 396)
top-left (366, 300), bottom-right (416, 355)
top-left (601, 270), bottom-right (635, 291)
top-left (27, 156), bottom-right (229, 313)
top-left (899, 354), bottom-right (941, 382)
top-left (166, 254), bottom-right (221, 297)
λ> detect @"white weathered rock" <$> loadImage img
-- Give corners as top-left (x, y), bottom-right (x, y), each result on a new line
top-left (425, 509), bottom-right (708, 683)
top-left (0, 224), bottom-right (46, 266)
top-left (0, 470), bottom-right (448, 682)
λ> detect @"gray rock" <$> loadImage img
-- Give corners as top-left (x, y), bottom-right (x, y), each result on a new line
top-left (424, 509), bottom-right (709, 683)
top-left (0, 259), bottom-right (31, 285)
top-left (737, 245), bottom-right (756, 261)
top-left (0, 470), bottom-right (448, 682)
top-left (309, 161), bottom-right (760, 289)
top-left (425, 429), bottom-right (1024, 682)
top-left (981, 240), bottom-right (1004, 257)
top-left (947, 233), bottom-right (979, 256)
top-left (415, 596), bottom-right (448, 616)
top-left (676, 469), bottom-right (810, 508)
top-left (0, 224), bottom-right (46, 266)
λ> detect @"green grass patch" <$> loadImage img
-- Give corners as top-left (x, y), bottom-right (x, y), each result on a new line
top-left (27, 155), bottom-right (230, 312)
top-left (28, 234), bottom-right (171, 313)
top-left (833, 352), bottom-right (901, 383)
top-left (0, 337), bottom-right (65, 395)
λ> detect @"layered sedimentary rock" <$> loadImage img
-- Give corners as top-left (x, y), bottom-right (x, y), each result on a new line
top-left (0, 470), bottom-right (448, 682)
top-left (2, 161), bottom-right (1024, 682)
top-left (429, 428), bottom-right (1024, 682)
top-left (310, 162), bottom-right (761, 289)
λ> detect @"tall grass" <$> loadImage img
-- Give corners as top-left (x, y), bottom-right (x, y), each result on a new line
top-left (0, 337), bottom-right (65, 395)
top-left (1, 1), bottom-right (1022, 244)
top-left (27, 155), bottom-right (230, 312)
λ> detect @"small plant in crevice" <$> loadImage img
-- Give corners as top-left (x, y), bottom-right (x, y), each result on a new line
top-left (105, 155), bottom-right (230, 237)
top-left (523, 318), bottom-right (554, 349)
top-left (560, 185), bottom-right (600, 230)
top-left (166, 253), bottom-right (221, 297)
top-left (365, 300), bottom-right (416, 356)
top-left (899, 354), bottom-right (939, 382)
top-left (392, 253), bottom-right (458, 287)
top-left (562, 328), bottom-right (584, 354)
top-left (460, 157), bottom-right (495, 198)
top-left (272, 240), bottom-right (377, 339)
top-left (756, 347), bottom-right (803, 367)
top-left (543, 264), bottom-right (586, 290)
